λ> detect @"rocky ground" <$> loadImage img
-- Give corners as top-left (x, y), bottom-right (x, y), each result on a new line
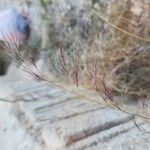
top-left (0, 65), bottom-right (150, 150)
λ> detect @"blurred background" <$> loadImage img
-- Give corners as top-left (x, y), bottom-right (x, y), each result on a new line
top-left (0, 0), bottom-right (150, 150)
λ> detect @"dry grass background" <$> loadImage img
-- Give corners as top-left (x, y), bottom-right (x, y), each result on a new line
top-left (92, 0), bottom-right (150, 98)
top-left (0, 0), bottom-right (150, 100)
top-left (57, 0), bottom-right (150, 99)
top-left (24, 0), bottom-right (149, 100)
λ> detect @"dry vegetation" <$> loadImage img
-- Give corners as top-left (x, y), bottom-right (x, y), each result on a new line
top-left (53, 0), bottom-right (150, 99)
top-left (0, 0), bottom-right (150, 101)
top-left (99, 0), bottom-right (150, 98)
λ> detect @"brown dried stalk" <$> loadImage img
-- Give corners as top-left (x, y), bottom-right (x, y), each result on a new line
top-left (101, 75), bottom-right (121, 110)
top-left (70, 64), bottom-right (79, 88)
top-left (88, 61), bottom-right (121, 110)
top-left (70, 51), bottom-right (80, 88)
top-left (92, 8), bottom-right (150, 43)
top-left (89, 61), bottom-right (99, 91)
top-left (57, 47), bottom-right (68, 76)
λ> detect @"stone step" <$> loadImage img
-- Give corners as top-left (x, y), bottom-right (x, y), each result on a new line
top-left (68, 119), bottom-right (150, 150)
top-left (11, 81), bottom-right (150, 150)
